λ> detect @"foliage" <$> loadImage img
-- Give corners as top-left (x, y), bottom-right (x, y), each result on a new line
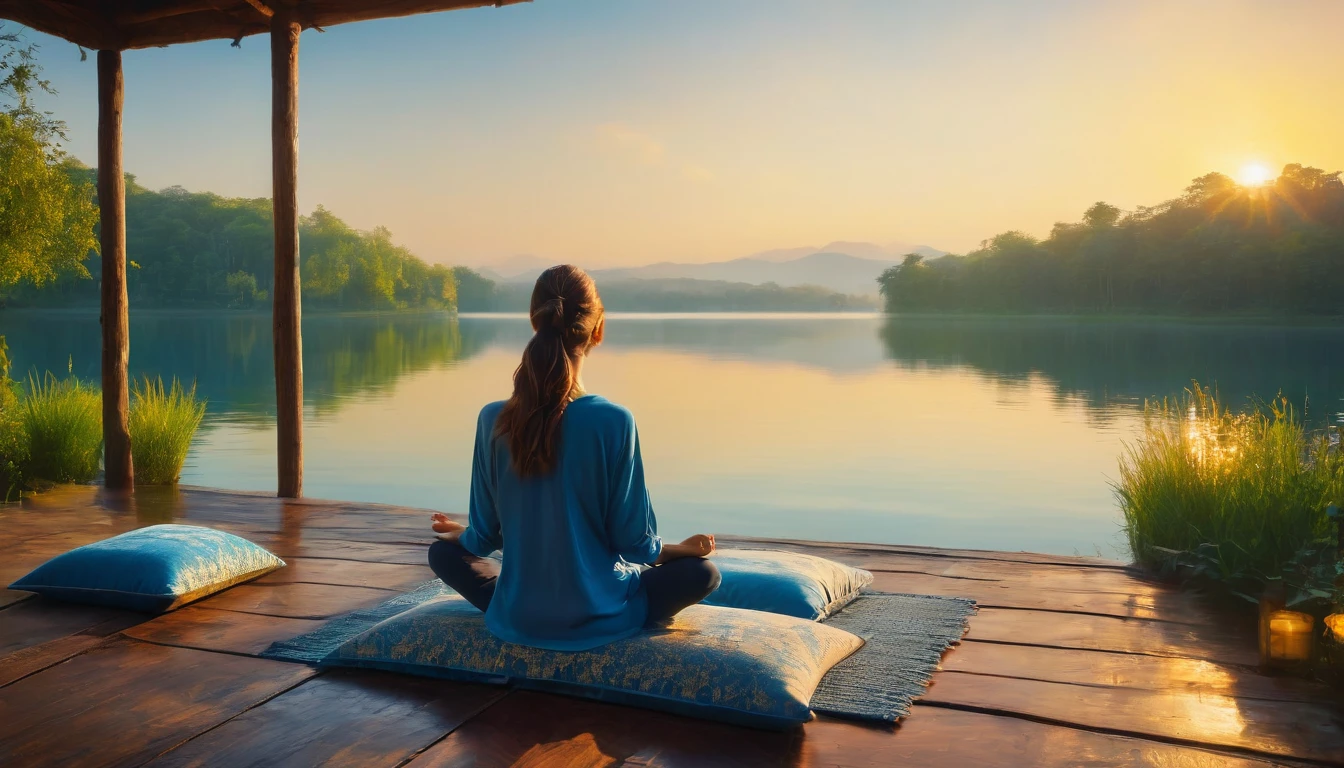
top-left (454, 269), bottom-right (876, 312)
top-left (302, 207), bottom-right (456, 310)
top-left (0, 336), bottom-right (26, 500)
top-left (10, 184), bottom-right (457, 312)
top-left (0, 29), bottom-right (98, 292)
top-left (0, 113), bottom-right (99, 291)
top-left (453, 267), bottom-right (498, 311)
top-left (19, 371), bottom-right (102, 484)
top-left (1, 24), bottom-right (68, 149)
top-left (1116, 383), bottom-right (1344, 608)
top-left (224, 270), bottom-right (268, 308)
top-left (129, 376), bottom-right (206, 484)
top-left (879, 164), bottom-right (1344, 316)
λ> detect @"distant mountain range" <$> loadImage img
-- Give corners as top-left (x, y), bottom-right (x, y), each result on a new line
top-left (470, 241), bottom-right (946, 297)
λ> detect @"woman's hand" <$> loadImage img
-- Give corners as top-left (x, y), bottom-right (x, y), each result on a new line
top-left (654, 533), bottom-right (715, 564)
top-left (680, 534), bottom-right (715, 557)
top-left (431, 513), bottom-right (466, 540)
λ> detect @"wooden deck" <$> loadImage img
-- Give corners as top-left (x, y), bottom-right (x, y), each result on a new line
top-left (2, 486), bottom-right (1341, 767)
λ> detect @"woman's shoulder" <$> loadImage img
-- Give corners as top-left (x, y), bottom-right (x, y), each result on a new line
top-left (476, 400), bottom-right (507, 432)
top-left (568, 394), bottom-right (636, 428)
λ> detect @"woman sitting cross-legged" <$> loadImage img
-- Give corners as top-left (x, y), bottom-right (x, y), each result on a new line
top-left (428, 265), bottom-right (721, 651)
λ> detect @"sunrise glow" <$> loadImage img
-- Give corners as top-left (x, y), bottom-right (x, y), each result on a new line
top-left (1237, 162), bottom-right (1276, 187)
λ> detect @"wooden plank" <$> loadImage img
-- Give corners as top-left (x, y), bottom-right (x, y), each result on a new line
top-left (921, 671), bottom-right (1344, 764)
top-left (0, 600), bottom-right (142, 688)
top-left (0, 589), bottom-right (33, 609)
top-left (803, 707), bottom-right (1309, 768)
top-left (271, 7), bottom-right (304, 499)
top-left (405, 689), bottom-right (1302, 768)
top-left (197, 581), bottom-right (396, 620)
top-left (0, 638), bottom-right (316, 768)
top-left (255, 557), bottom-right (431, 590)
top-left (940, 642), bottom-right (1335, 704)
top-left (146, 670), bottom-right (504, 767)
top-left (121, 605), bottom-right (324, 656)
top-left (867, 571), bottom-right (1210, 623)
top-left (967, 608), bottom-right (1259, 667)
top-left (270, 539), bottom-right (429, 565)
top-left (0, 598), bottom-right (144, 658)
top-left (721, 534), bottom-right (1130, 570)
top-left (98, 48), bottom-right (133, 490)
top-left (406, 690), bottom-right (800, 767)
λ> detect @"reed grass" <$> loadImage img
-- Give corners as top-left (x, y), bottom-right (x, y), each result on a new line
top-left (129, 377), bottom-right (206, 485)
top-left (1116, 383), bottom-right (1344, 597)
top-left (20, 372), bottom-right (103, 484)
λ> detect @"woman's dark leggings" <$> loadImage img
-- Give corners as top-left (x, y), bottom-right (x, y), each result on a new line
top-left (427, 539), bottom-right (721, 627)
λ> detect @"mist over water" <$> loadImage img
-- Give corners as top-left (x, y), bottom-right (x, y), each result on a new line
top-left (6, 310), bottom-right (1342, 560)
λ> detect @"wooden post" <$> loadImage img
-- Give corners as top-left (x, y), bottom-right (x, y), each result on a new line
top-left (98, 50), bottom-right (133, 490)
top-left (271, 8), bottom-right (303, 498)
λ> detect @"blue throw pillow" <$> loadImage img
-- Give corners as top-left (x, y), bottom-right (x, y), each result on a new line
top-left (8, 524), bottom-right (285, 613)
top-left (703, 549), bottom-right (874, 620)
top-left (325, 595), bottom-right (863, 730)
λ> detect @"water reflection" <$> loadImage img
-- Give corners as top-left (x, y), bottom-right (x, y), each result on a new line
top-left (0, 311), bottom-right (477, 422)
top-left (878, 316), bottom-right (1344, 422)
top-left (4, 311), bottom-right (1341, 558)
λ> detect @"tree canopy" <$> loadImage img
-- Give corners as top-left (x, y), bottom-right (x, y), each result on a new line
top-left (879, 164), bottom-right (1344, 316)
top-left (0, 28), bottom-right (98, 292)
top-left (12, 179), bottom-right (458, 312)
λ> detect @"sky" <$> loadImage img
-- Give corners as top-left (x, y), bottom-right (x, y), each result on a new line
top-left (18, 0), bottom-right (1344, 268)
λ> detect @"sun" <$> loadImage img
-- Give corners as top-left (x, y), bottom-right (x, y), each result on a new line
top-left (1236, 162), bottom-right (1275, 187)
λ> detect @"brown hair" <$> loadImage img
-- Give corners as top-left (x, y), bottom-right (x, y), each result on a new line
top-left (495, 265), bottom-right (605, 477)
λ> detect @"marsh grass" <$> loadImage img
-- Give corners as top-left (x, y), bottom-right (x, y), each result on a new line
top-left (129, 376), bottom-right (206, 484)
top-left (20, 372), bottom-right (102, 484)
top-left (1117, 383), bottom-right (1344, 603)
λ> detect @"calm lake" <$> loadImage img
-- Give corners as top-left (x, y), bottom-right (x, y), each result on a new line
top-left (6, 310), bottom-right (1343, 560)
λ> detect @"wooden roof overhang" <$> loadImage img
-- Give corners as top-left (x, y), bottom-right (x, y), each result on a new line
top-left (0, 0), bottom-right (528, 50)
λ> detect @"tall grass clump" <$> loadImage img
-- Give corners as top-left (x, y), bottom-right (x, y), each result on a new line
top-left (20, 372), bottom-right (103, 484)
top-left (0, 339), bottom-right (27, 500)
top-left (129, 376), bottom-right (206, 485)
top-left (1116, 383), bottom-right (1344, 604)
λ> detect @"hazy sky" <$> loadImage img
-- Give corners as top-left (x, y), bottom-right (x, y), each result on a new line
top-left (21, 0), bottom-right (1344, 267)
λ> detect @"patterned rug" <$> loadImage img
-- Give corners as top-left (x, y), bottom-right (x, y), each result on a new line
top-left (262, 580), bottom-right (974, 724)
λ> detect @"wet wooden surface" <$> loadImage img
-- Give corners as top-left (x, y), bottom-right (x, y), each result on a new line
top-left (1, 484), bottom-right (1340, 768)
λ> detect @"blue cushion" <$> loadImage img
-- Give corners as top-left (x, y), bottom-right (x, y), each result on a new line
top-left (8, 524), bottom-right (285, 613)
top-left (324, 595), bottom-right (863, 730)
top-left (703, 549), bottom-right (874, 620)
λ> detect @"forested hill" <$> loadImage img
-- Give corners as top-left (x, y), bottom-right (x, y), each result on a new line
top-left (8, 170), bottom-right (456, 312)
top-left (878, 164), bottom-right (1344, 316)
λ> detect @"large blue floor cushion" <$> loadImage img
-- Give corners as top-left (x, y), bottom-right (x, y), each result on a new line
top-left (704, 549), bottom-right (874, 620)
top-left (325, 595), bottom-right (864, 729)
top-left (9, 524), bottom-right (285, 612)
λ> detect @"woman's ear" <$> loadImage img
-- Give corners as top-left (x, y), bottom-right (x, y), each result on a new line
top-left (591, 316), bottom-right (605, 347)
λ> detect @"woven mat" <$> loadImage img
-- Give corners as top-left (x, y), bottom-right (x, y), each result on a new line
top-left (262, 581), bottom-right (974, 724)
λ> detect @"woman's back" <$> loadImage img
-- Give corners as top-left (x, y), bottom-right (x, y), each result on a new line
top-left (427, 264), bottom-right (717, 650)
top-left (457, 394), bottom-right (663, 651)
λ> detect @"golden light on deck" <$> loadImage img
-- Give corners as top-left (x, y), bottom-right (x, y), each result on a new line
top-left (1237, 162), bottom-right (1275, 187)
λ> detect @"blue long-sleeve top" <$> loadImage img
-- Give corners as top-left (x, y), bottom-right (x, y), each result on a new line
top-left (458, 394), bottom-right (664, 651)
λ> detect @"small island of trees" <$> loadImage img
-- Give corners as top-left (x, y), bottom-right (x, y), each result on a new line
top-left (879, 165), bottom-right (1344, 317)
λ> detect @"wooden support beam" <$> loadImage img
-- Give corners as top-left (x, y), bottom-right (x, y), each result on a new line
top-left (97, 50), bottom-right (133, 491)
top-left (271, 8), bottom-right (303, 499)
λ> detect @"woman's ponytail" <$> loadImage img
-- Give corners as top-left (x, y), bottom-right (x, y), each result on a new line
top-left (495, 266), bottom-right (604, 477)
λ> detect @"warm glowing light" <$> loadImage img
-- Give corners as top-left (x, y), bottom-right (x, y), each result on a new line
top-left (1237, 162), bottom-right (1275, 187)
top-left (1268, 610), bottom-right (1314, 661)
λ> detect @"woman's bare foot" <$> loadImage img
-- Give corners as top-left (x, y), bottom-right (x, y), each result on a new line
top-left (431, 513), bottom-right (466, 535)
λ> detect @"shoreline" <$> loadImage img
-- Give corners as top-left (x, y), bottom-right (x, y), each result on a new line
top-left (7, 306), bottom-right (1344, 327)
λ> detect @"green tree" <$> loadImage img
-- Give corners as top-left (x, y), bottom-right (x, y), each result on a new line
top-left (0, 29), bottom-right (98, 292)
top-left (452, 267), bottom-right (497, 311)
top-left (224, 271), bottom-right (267, 308)
top-left (879, 163), bottom-right (1344, 317)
